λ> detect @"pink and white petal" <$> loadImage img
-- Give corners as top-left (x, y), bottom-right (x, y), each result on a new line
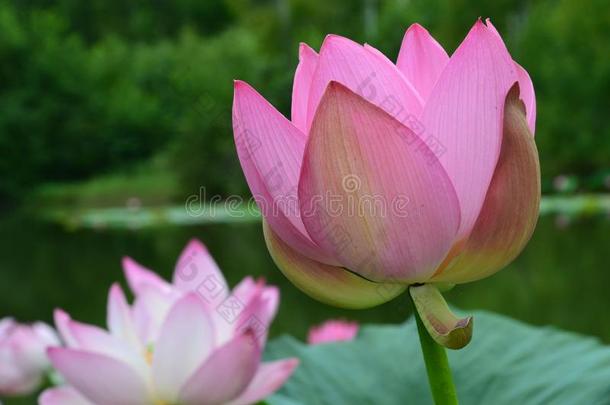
top-left (226, 359), bottom-right (299, 405)
top-left (122, 256), bottom-right (172, 295)
top-left (396, 23), bottom-right (449, 102)
top-left (66, 320), bottom-right (148, 376)
top-left (54, 309), bottom-right (78, 348)
top-left (171, 239), bottom-right (229, 307)
top-left (291, 43), bottom-right (319, 132)
top-left (234, 286), bottom-right (280, 346)
top-left (132, 284), bottom-right (178, 344)
top-left (420, 19), bottom-right (518, 240)
top-left (107, 284), bottom-right (140, 350)
top-left (299, 82), bottom-right (460, 282)
top-left (32, 322), bottom-right (60, 347)
top-left (484, 19), bottom-right (536, 133)
top-left (39, 386), bottom-right (93, 405)
top-left (178, 331), bottom-right (261, 405)
top-left (233, 81), bottom-right (337, 265)
top-left (152, 293), bottom-right (215, 403)
top-left (0, 318), bottom-right (15, 337)
top-left (48, 348), bottom-right (151, 405)
top-left (209, 276), bottom-right (256, 345)
top-left (307, 35), bottom-right (423, 131)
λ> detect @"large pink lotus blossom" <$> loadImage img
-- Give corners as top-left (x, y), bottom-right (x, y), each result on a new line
top-left (233, 19), bottom-right (540, 309)
top-left (40, 239), bottom-right (298, 405)
top-left (0, 318), bottom-right (59, 396)
top-left (307, 320), bottom-right (359, 345)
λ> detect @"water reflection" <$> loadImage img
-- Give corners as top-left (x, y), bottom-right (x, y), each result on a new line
top-left (0, 214), bottom-right (609, 343)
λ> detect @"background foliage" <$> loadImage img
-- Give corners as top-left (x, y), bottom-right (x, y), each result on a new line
top-left (1, 0), bottom-right (609, 204)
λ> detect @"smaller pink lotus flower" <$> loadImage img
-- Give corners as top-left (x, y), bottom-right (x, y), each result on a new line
top-left (40, 239), bottom-right (298, 405)
top-left (0, 318), bottom-right (59, 396)
top-left (307, 320), bottom-right (359, 345)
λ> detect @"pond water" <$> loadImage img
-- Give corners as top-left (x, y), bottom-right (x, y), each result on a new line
top-left (1, 213), bottom-right (609, 344)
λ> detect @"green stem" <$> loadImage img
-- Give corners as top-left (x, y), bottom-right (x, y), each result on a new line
top-left (412, 298), bottom-right (459, 405)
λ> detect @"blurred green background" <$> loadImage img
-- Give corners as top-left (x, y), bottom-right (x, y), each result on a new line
top-left (0, 0), bottom-right (610, 402)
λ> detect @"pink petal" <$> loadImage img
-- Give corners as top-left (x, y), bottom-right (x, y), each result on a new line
top-left (291, 43), bottom-right (319, 132)
top-left (210, 278), bottom-right (278, 346)
top-left (122, 256), bottom-right (171, 295)
top-left (0, 317), bottom-right (15, 337)
top-left (396, 23), bottom-right (449, 102)
top-left (484, 19), bottom-right (536, 133)
top-left (419, 19), bottom-right (518, 239)
top-left (431, 84), bottom-right (540, 283)
top-left (234, 285), bottom-right (280, 347)
top-left (233, 81), bottom-right (338, 265)
top-left (308, 320), bottom-right (359, 344)
top-left (131, 284), bottom-right (177, 344)
top-left (65, 319), bottom-right (148, 376)
top-left (152, 293), bottom-right (215, 403)
top-left (178, 331), bottom-right (261, 405)
top-left (107, 284), bottom-right (140, 350)
top-left (225, 359), bottom-right (299, 405)
top-left (39, 386), bottom-right (93, 405)
top-left (48, 348), bottom-right (150, 405)
top-left (306, 35), bottom-right (423, 131)
top-left (299, 82), bottom-right (460, 282)
top-left (172, 239), bottom-right (230, 307)
top-left (515, 63), bottom-right (536, 133)
top-left (54, 309), bottom-right (78, 348)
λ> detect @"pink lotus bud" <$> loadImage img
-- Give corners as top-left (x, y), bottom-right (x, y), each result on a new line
top-left (308, 320), bottom-right (359, 345)
top-left (41, 240), bottom-right (298, 405)
top-left (0, 318), bottom-right (60, 396)
top-left (232, 19), bottom-right (540, 309)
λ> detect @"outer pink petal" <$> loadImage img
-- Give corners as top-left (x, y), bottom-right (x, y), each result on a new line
top-left (307, 320), bottom-right (359, 344)
top-left (515, 63), bottom-right (536, 133)
top-left (54, 309), bottom-right (78, 348)
top-left (396, 23), bottom-right (449, 102)
top-left (47, 348), bottom-right (150, 405)
top-left (235, 285), bottom-right (279, 347)
top-left (39, 386), bottom-right (93, 405)
top-left (291, 43), bottom-right (319, 132)
top-left (299, 82), bottom-right (460, 282)
top-left (225, 359), bottom-right (299, 405)
top-left (419, 19), bottom-right (518, 240)
top-left (0, 317), bottom-right (15, 337)
top-left (152, 293), bottom-right (215, 403)
top-left (172, 239), bottom-right (229, 307)
top-left (107, 284), bottom-right (140, 350)
top-left (431, 84), bottom-right (540, 283)
top-left (485, 19), bottom-right (536, 133)
top-left (122, 256), bottom-right (172, 295)
top-left (178, 331), bottom-right (261, 405)
top-left (65, 319), bottom-right (148, 376)
top-left (306, 35), bottom-right (423, 131)
top-left (233, 81), bottom-right (337, 265)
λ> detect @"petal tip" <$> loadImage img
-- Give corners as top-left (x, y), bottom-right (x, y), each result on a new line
top-left (186, 238), bottom-right (207, 254)
top-left (406, 22), bottom-right (426, 35)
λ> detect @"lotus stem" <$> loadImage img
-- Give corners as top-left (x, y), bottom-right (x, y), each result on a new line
top-left (412, 294), bottom-right (459, 405)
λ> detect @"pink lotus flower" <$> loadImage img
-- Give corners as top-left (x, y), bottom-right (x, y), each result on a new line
top-left (233, 19), bottom-right (540, 309)
top-left (0, 318), bottom-right (59, 396)
top-left (40, 239), bottom-right (298, 405)
top-left (307, 320), bottom-right (359, 345)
